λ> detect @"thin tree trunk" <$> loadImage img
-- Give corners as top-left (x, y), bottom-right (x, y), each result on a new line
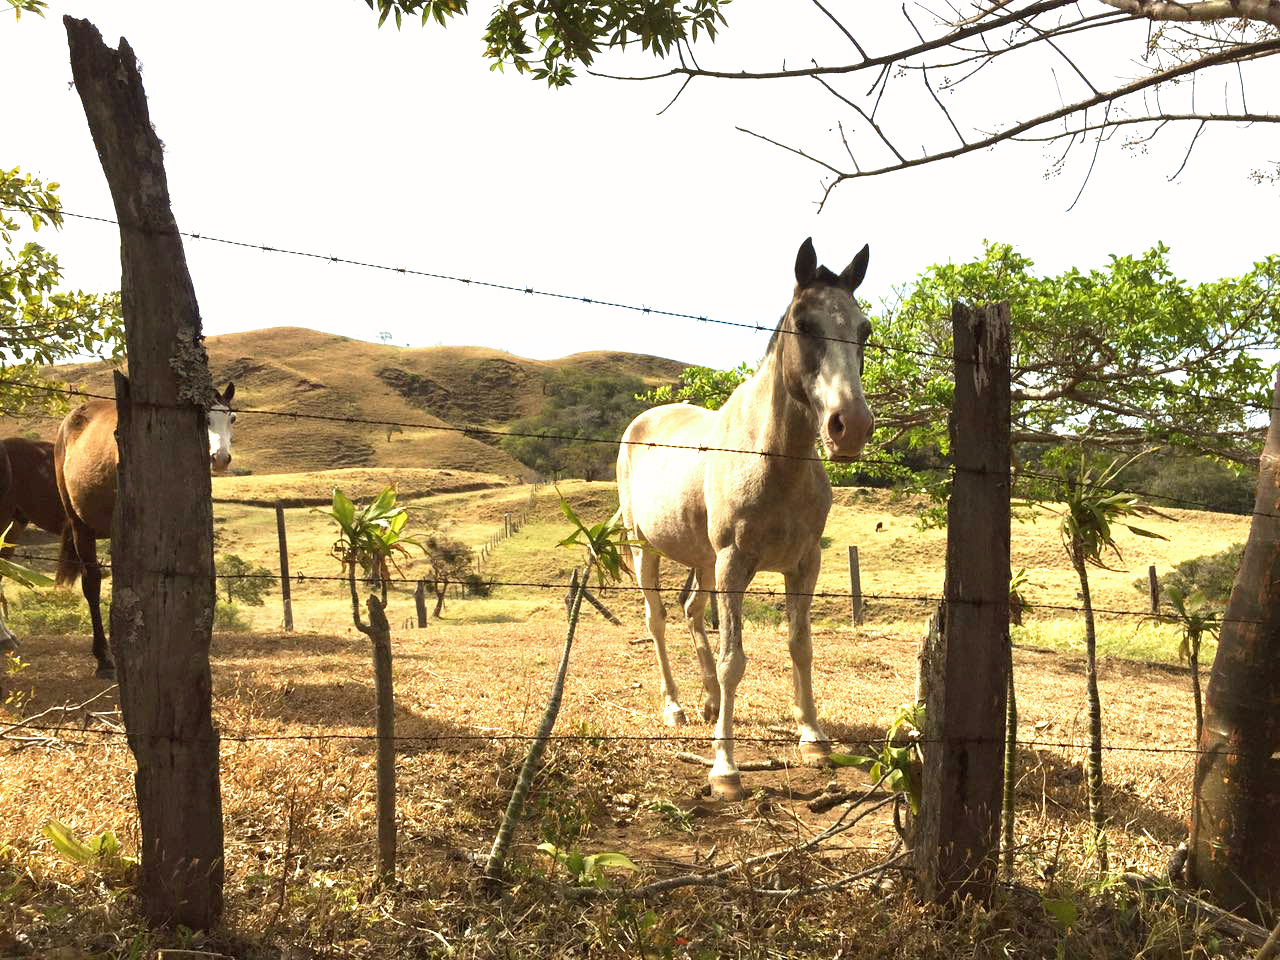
top-left (1189, 644), bottom-right (1203, 747)
top-left (1072, 541), bottom-right (1109, 873)
top-left (65, 17), bottom-right (223, 928)
top-left (348, 566), bottom-right (395, 881)
top-left (433, 581), bottom-right (446, 618)
top-left (1002, 635), bottom-right (1017, 883)
top-left (485, 566), bottom-right (589, 885)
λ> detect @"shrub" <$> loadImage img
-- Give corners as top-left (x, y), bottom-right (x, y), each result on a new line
top-left (742, 596), bottom-right (784, 627)
top-left (1138, 543), bottom-right (1244, 608)
top-left (8, 588), bottom-right (93, 635)
top-left (213, 600), bottom-right (252, 632)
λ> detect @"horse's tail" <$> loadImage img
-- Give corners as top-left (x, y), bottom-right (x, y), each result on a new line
top-left (55, 522), bottom-right (81, 587)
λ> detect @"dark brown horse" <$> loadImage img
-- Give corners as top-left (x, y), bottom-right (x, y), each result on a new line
top-left (54, 383), bottom-right (236, 678)
top-left (0, 437), bottom-right (64, 650)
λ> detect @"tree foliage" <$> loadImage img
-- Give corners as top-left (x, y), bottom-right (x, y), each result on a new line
top-left (421, 531), bottom-right (473, 616)
top-left (870, 242), bottom-right (1278, 468)
top-left (1, 167), bottom-right (124, 415)
top-left (215, 554), bottom-right (273, 607)
top-left (362, 0), bottom-right (730, 87)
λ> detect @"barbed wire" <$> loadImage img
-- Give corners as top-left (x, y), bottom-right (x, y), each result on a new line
top-left (3, 375), bottom-right (1276, 522)
top-left (3, 202), bottom-right (1276, 419)
top-left (1, 722), bottom-right (1217, 757)
top-left (5, 547), bottom-right (1268, 627)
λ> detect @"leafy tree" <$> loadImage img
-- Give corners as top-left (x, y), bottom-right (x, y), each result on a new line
top-left (1052, 450), bottom-right (1169, 873)
top-left (502, 368), bottom-right (649, 480)
top-left (325, 486), bottom-right (422, 882)
top-left (869, 243), bottom-right (1277, 470)
top-left (215, 554), bottom-right (273, 606)
top-left (421, 532), bottom-right (473, 616)
top-left (2, 168), bottom-right (124, 415)
top-left (1137, 542), bottom-right (1244, 607)
top-left (638, 362), bottom-right (751, 412)
top-left (363, 0), bottom-right (729, 87)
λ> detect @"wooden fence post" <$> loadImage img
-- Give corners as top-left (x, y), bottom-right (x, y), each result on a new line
top-left (848, 545), bottom-right (863, 626)
top-left (275, 501), bottom-right (294, 632)
top-left (415, 580), bottom-right (428, 628)
top-left (66, 16), bottom-right (223, 927)
top-left (914, 301), bottom-right (1011, 905)
top-left (1148, 565), bottom-right (1160, 614)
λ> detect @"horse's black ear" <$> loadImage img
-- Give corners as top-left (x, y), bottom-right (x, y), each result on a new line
top-left (221, 382), bottom-right (235, 405)
top-left (838, 244), bottom-right (870, 293)
top-left (795, 238), bottom-right (818, 287)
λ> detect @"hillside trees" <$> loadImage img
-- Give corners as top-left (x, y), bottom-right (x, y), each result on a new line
top-left (501, 367), bottom-right (649, 480)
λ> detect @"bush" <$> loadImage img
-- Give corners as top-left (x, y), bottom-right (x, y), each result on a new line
top-left (1138, 543), bottom-right (1244, 608)
top-left (7, 588), bottom-right (93, 635)
top-left (742, 596), bottom-right (784, 627)
top-left (213, 601), bottom-right (252, 633)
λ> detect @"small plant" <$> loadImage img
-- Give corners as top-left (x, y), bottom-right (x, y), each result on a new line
top-left (646, 798), bottom-right (695, 834)
top-left (42, 819), bottom-right (136, 885)
top-left (537, 842), bottom-right (639, 889)
top-left (833, 701), bottom-right (925, 816)
top-left (2, 651), bottom-right (32, 715)
top-left (1165, 587), bottom-right (1220, 744)
top-left (213, 600), bottom-right (252, 632)
top-left (1009, 567), bottom-right (1032, 626)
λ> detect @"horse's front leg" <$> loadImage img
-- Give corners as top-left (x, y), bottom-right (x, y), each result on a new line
top-left (709, 548), bottom-right (754, 801)
top-left (785, 548), bottom-right (831, 765)
top-left (72, 524), bottom-right (113, 680)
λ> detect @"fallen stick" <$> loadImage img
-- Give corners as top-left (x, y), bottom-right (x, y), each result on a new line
top-left (675, 750), bottom-right (794, 772)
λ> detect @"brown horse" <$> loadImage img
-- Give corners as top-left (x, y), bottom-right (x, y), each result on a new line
top-left (0, 437), bottom-right (64, 649)
top-left (617, 238), bottom-right (874, 800)
top-left (54, 383), bottom-right (236, 678)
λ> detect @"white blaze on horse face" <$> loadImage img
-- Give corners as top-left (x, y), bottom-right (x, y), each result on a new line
top-left (801, 293), bottom-right (875, 461)
top-left (208, 406), bottom-right (235, 473)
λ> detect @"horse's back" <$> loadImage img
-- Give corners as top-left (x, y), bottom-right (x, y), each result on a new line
top-left (1, 437), bottom-right (63, 534)
top-left (55, 401), bottom-right (119, 537)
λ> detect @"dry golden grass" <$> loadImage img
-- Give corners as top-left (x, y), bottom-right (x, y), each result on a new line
top-left (0, 474), bottom-right (1253, 957)
top-left (0, 607), bottom-right (1235, 958)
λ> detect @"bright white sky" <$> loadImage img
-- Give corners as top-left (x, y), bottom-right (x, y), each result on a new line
top-left (7, 1), bottom-right (1279, 370)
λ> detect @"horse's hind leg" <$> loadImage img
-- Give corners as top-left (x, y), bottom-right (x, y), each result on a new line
top-left (683, 565), bottom-right (720, 723)
top-left (71, 522), bottom-right (114, 680)
top-left (638, 549), bottom-right (685, 726)
top-left (785, 549), bottom-right (831, 765)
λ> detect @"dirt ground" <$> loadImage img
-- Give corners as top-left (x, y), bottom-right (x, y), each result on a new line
top-left (0, 612), bottom-right (1210, 958)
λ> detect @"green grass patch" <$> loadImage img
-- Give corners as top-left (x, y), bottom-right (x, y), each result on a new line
top-left (1013, 617), bottom-right (1215, 665)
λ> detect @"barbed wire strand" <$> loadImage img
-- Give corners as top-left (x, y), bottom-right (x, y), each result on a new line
top-left (2, 203), bottom-right (1276, 419)
top-left (5, 547), bottom-right (1268, 627)
top-left (2, 376), bottom-right (1277, 521)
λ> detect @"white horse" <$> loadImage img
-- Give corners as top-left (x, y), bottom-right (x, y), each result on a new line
top-left (617, 238), bottom-right (874, 800)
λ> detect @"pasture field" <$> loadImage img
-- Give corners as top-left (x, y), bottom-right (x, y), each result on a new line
top-left (0, 472), bottom-right (1252, 957)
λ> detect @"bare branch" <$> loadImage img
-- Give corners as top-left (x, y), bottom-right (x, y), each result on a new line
top-left (1099, 0), bottom-right (1280, 29)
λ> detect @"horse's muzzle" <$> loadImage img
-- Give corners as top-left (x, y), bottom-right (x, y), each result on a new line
top-left (824, 406), bottom-right (874, 461)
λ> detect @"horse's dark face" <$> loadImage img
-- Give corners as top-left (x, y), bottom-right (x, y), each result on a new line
top-left (208, 382), bottom-right (236, 473)
top-left (779, 239), bottom-right (875, 461)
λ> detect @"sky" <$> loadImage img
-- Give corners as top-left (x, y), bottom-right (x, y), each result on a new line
top-left (7, 0), bottom-right (1279, 371)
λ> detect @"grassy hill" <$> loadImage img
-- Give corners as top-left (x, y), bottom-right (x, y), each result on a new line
top-left (23, 328), bottom-right (686, 477)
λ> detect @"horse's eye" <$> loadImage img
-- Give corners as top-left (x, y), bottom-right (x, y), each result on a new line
top-left (794, 316), bottom-right (815, 337)
top-left (859, 321), bottom-right (872, 343)
top-left (229, 413), bottom-right (237, 424)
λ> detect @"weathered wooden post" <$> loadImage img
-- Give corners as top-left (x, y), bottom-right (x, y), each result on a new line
top-left (1147, 564), bottom-right (1159, 614)
top-left (414, 579), bottom-right (428, 628)
top-left (66, 16), bottom-right (223, 928)
top-left (275, 501), bottom-right (294, 632)
top-left (848, 545), bottom-right (864, 626)
top-left (913, 301), bottom-right (1011, 905)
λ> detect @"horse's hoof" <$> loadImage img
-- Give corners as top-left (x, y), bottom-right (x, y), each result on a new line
top-left (702, 700), bottom-right (719, 723)
top-left (663, 706), bottom-right (688, 727)
top-left (709, 772), bottom-right (745, 802)
top-left (95, 665), bottom-right (117, 681)
top-left (800, 739), bottom-right (834, 767)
